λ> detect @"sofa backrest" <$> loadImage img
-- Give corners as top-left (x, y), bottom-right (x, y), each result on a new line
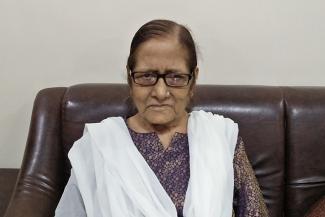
top-left (62, 84), bottom-right (285, 216)
top-left (6, 84), bottom-right (325, 217)
top-left (284, 87), bottom-right (325, 216)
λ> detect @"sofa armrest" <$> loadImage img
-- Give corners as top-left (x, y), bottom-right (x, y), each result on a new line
top-left (5, 87), bottom-right (67, 217)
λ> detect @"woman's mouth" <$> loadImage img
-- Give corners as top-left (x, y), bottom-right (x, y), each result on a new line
top-left (147, 104), bottom-right (171, 111)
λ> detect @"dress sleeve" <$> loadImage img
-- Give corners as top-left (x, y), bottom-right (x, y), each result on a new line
top-left (55, 169), bottom-right (87, 217)
top-left (233, 136), bottom-right (269, 217)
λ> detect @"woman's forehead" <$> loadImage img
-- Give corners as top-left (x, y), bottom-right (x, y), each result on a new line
top-left (134, 38), bottom-right (189, 71)
top-left (136, 37), bottom-right (183, 53)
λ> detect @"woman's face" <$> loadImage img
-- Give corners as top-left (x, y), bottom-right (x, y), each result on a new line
top-left (129, 37), bottom-right (197, 128)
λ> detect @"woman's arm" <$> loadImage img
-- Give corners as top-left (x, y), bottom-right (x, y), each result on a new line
top-left (233, 137), bottom-right (269, 217)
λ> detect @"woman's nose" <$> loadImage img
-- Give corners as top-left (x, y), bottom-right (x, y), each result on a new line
top-left (151, 78), bottom-right (170, 99)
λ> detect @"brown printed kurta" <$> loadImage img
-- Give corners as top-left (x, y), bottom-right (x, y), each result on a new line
top-left (127, 126), bottom-right (269, 217)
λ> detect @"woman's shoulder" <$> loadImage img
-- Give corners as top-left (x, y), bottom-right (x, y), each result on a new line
top-left (233, 136), bottom-right (246, 164)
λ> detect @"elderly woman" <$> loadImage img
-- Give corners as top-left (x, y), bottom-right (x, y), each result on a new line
top-left (55, 19), bottom-right (269, 217)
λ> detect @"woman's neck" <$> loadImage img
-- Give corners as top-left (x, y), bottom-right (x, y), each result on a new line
top-left (127, 112), bottom-right (189, 135)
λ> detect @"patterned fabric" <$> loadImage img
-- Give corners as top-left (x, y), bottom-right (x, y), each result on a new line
top-left (305, 196), bottom-right (325, 217)
top-left (127, 125), bottom-right (269, 217)
top-left (128, 128), bottom-right (189, 215)
top-left (233, 137), bottom-right (269, 217)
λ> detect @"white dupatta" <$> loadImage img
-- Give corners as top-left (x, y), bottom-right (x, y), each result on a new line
top-left (68, 110), bottom-right (238, 217)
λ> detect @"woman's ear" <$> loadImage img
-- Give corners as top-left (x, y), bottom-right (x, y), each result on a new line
top-left (191, 66), bottom-right (199, 86)
top-left (126, 65), bottom-right (133, 87)
top-left (194, 66), bottom-right (199, 80)
top-left (189, 67), bottom-right (199, 96)
top-left (126, 65), bottom-right (131, 76)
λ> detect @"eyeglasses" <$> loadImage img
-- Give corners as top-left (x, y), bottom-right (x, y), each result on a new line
top-left (130, 71), bottom-right (193, 87)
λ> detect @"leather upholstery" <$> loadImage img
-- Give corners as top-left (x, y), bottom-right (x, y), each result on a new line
top-left (5, 88), bottom-right (67, 217)
top-left (284, 87), bottom-right (325, 216)
top-left (4, 84), bottom-right (325, 217)
top-left (0, 169), bottom-right (19, 217)
top-left (305, 195), bottom-right (325, 217)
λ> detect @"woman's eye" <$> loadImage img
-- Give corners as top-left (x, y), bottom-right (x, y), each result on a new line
top-left (135, 73), bottom-right (155, 79)
top-left (143, 73), bottom-right (154, 78)
top-left (168, 74), bottom-right (186, 80)
top-left (174, 75), bottom-right (185, 79)
top-left (141, 73), bottom-right (156, 80)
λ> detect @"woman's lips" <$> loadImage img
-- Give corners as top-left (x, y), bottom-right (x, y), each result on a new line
top-left (147, 104), bottom-right (171, 111)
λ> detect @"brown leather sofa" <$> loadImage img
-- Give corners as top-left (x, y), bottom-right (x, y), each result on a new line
top-left (4, 84), bottom-right (325, 217)
top-left (305, 195), bottom-right (325, 217)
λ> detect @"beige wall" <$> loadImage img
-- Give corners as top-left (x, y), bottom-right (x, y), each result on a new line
top-left (1, 0), bottom-right (325, 168)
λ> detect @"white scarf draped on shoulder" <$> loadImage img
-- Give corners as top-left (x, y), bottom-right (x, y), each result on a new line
top-left (68, 110), bottom-right (238, 217)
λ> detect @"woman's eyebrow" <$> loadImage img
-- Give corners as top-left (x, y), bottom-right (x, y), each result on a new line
top-left (133, 69), bottom-right (157, 73)
top-left (165, 69), bottom-right (181, 73)
top-left (134, 68), bottom-right (185, 74)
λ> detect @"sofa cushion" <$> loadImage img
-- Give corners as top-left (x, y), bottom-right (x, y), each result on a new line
top-left (284, 87), bottom-right (325, 217)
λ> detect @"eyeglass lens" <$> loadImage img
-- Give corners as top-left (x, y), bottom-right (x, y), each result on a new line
top-left (132, 72), bottom-right (191, 87)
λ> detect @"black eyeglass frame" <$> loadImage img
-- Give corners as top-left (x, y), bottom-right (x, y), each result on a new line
top-left (130, 71), bottom-right (193, 87)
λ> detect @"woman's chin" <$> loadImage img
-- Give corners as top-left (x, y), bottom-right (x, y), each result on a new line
top-left (143, 111), bottom-right (175, 126)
